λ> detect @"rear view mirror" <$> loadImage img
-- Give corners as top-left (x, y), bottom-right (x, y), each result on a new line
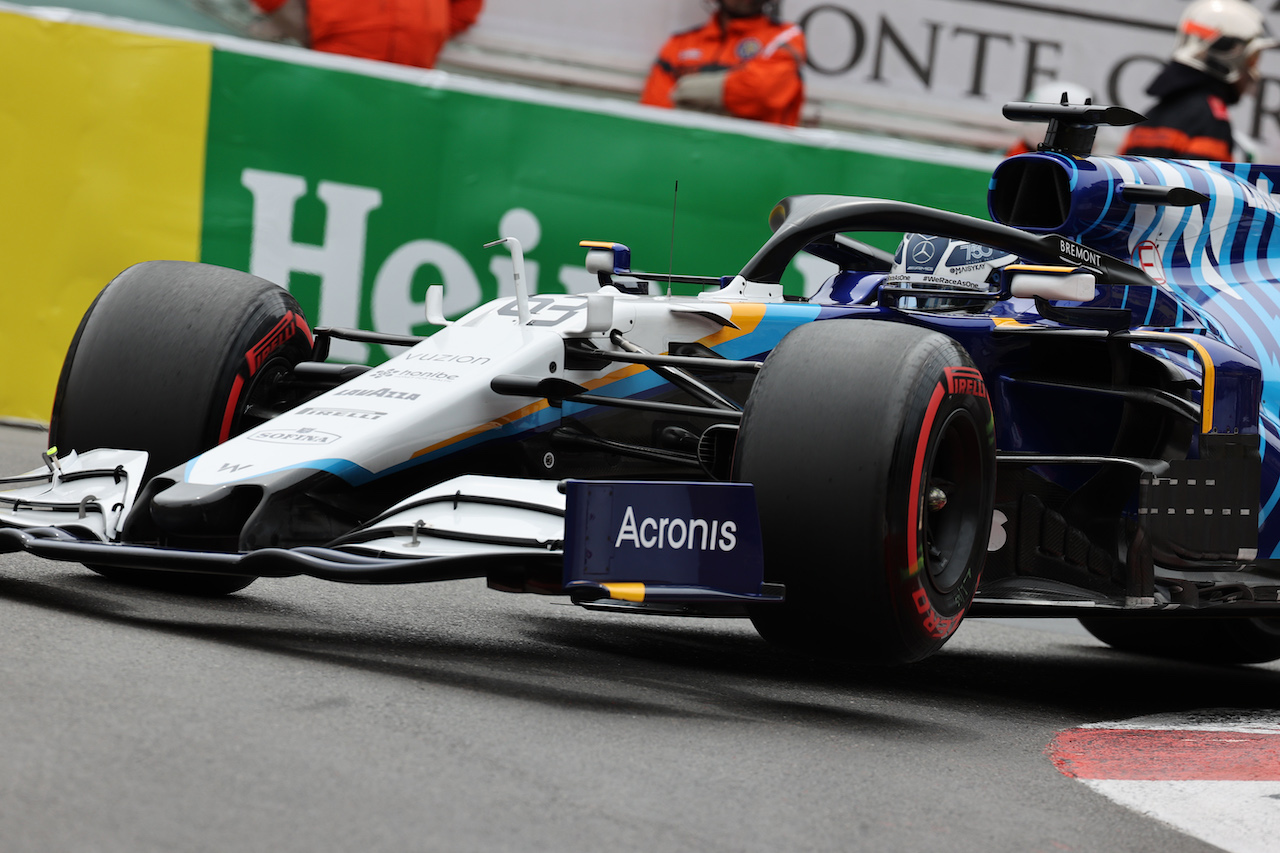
top-left (1009, 267), bottom-right (1096, 302)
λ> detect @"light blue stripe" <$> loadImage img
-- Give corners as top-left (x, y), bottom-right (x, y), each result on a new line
top-left (1079, 158), bottom-right (1116, 239)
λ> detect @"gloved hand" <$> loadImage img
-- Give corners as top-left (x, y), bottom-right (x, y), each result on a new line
top-left (671, 71), bottom-right (729, 113)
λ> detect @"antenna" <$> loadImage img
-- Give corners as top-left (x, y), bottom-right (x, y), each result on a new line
top-left (667, 180), bottom-right (678, 297)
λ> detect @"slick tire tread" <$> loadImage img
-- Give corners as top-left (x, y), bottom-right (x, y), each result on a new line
top-left (735, 320), bottom-right (995, 664)
top-left (49, 261), bottom-right (313, 595)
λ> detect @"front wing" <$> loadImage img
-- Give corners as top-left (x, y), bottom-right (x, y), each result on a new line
top-left (0, 455), bottom-right (782, 613)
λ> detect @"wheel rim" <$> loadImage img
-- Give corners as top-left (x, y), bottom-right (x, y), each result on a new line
top-left (922, 408), bottom-right (984, 593)
top-left (233, 355), bottom-right (299, 437)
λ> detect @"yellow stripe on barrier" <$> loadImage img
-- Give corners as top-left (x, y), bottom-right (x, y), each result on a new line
top-left (0, 11), bottom-right (212, 422)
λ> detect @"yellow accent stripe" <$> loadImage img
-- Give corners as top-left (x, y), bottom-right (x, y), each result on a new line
top-left (581, 363), bottom-right (648, 391)
top-left (992, 322), bottom-right (1217, 432)
top-left (992, 317), bottom-right (1040, 329)
top-left (411, 398), bottom-right (551, 458)
top-left (582, 303), bottom-right (771, 393)
top-left (1137, 332), bottom-right (1216, 433)
top-left (410, 302), bottom-right (772, 460)
top-left (697, 304), bottom-right (767, 348)
top-left (603, 583), bottom-right (646, 603)
top-left (409, 359), bottom-right (654, 459)
top-left (579, 240), bottom-right (618, 249)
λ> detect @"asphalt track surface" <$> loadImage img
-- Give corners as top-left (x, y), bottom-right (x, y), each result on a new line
top-left (0, 424), bottom-right (1276, 853)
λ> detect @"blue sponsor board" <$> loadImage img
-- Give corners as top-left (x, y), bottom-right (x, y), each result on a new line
top-left (562, 480), bottom-right (766, 598)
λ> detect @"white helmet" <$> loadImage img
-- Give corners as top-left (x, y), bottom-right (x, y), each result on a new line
top-left (890, 235), bottom-right (1018, 289)
top-left (887, 235), bottom-right (1018, 308)
top-left (1172, 0), bottom-right (1277, 84)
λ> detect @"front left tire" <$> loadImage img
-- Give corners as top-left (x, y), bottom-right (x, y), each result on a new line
top-left (50, 261), bottom-right (314, 595)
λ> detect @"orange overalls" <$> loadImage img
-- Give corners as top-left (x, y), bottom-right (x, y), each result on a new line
top-left (253, 0), bottom-right (483, 69)
top-left (640, 13), bottom-right (806, 127)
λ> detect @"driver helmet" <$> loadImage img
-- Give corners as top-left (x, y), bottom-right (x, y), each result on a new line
top-left (708, 0), bottom-right (778, 19)
top-left (887, 234), bottom-right (1019, 307)
top-left (1171, 0), bottom-right (1277, 85)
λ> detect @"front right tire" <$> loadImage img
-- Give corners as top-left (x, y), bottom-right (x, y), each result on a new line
top-left (734, 320), bottom-right (996, 664)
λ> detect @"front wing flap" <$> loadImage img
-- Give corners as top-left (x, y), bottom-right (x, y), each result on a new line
top-left (0, 448), bottom-right (149, 541)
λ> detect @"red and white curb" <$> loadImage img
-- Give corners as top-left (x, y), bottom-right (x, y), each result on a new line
top-left (1048, 710), bottom-right (1280, 853)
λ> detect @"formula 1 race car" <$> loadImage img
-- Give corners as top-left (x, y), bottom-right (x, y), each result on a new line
top-left (4, 101), bottom-right (1280, 666)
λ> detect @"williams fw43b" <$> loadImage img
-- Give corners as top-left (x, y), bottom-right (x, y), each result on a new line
top-left (5, 102), bottom-right (1280, 666)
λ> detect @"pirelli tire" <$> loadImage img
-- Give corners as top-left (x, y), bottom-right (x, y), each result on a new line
top-left (49, 261), bottom-right (314, 596)
top-left (734, 320), bottom-right (996, 664)
top-left (1078, 617), bottom-right (1280, 665)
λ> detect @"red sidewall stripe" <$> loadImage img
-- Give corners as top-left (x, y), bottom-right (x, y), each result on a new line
top-left (905, 382), bottom-right (946, 580)
top-left (219, 373), bottom-right (246, 444)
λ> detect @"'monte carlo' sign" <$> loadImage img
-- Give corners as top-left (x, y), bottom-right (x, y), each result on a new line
top-left (464, 0), bottom-right (1280, 151)
top-left (788, 0), bottom-right (1280, 144)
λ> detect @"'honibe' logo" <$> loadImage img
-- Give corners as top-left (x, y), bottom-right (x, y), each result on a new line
top-left (614, 506), bottom-right (738, 552)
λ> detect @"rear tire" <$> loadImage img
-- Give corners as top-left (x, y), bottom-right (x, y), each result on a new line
top-left (50, 261), bottom-right (313, 595)
top-left (1079, 617), bottom-right (1280, 664)
top-left (735, 321), bottom-right (996, 664)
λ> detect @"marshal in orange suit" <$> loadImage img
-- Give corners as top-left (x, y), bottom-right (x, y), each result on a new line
top-left (641, 0), bottom-right (806, 127)
top-left (252, 0), bottom-right (483, 69)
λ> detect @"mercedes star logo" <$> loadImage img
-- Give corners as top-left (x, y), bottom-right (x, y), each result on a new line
top-left (912, 239), bottom-right (936, 264)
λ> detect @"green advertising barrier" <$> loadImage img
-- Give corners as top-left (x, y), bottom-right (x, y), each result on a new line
top-left (1, 7), bottom-right (998, 421)
top-left (200, 49), bottom-right (997, 364)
